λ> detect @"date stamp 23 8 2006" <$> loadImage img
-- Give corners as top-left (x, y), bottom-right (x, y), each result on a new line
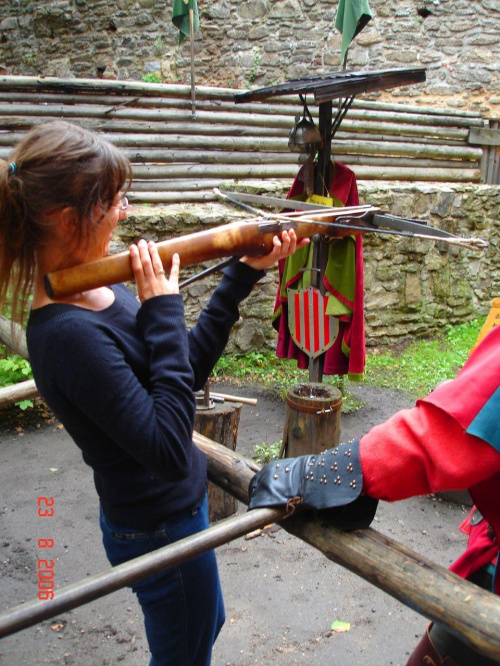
top-left (36, 496), bottom-right (56, 601)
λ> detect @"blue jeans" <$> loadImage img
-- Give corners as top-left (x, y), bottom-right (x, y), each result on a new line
top-left (99, 493), bottom-right (225, 666)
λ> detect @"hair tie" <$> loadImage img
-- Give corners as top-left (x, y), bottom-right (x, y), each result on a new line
top-left (9, 162), bottom-right (16, 175)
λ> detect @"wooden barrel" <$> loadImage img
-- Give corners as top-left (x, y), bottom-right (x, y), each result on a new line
top-left (282, 383), bottom-right (342, 458)
top-left (194, 401), bottom-right (242, 522)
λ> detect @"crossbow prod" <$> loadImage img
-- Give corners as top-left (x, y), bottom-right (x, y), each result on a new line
top-left (215, 189), bottom-right (488, 249)
top-left (44, 196), bottom-right (488, 299)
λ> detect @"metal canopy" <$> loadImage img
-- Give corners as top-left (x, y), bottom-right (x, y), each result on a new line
top-left (234, 67), bottom-right (426, 105)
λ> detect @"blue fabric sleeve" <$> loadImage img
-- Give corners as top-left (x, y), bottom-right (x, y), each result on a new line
top-left (187, 261), bottom-right (265, 390)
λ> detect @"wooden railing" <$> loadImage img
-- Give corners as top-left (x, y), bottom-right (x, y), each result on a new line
top-left (0, 75), bottom-right (493, 204)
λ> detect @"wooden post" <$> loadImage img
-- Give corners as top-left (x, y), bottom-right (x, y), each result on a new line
top-left (281, 383), bottom-right (342, 457)
top-left (188, 6), bottom-right (196, 118)
top-left (194, 398), bottom-right (242, 522)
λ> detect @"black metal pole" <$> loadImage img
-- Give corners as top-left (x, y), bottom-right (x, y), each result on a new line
top-left (315, 101), bottom-right (332, 197)
top-left (0, 506), bottom-right (282, 639)
top-left (308, 100), bottom-right (333, 383)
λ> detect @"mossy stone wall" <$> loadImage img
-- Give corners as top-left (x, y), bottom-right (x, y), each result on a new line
top-left (117, 183), bottom-right (500, 352)
top-left (1, 0), bottom-right (500, 116)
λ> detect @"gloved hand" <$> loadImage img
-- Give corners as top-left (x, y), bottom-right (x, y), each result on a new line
top-left (248, 439), bottom-right (378, 530)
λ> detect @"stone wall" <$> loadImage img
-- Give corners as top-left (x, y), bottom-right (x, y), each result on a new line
top-left (1, 0), bottom-right (500, 116)
top-left (1, 1), bottom-right (499, 351)
top-left (117, 183), bottom-right (500, 353)
top-left (358, 182), bottom-right (500, 345)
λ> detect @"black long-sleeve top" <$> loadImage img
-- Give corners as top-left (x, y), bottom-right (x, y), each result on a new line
top-left (27, 262), bottom-right (264, 529)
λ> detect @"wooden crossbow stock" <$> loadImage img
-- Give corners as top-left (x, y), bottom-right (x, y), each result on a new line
top-left (44, 191), bottom-right (488, 299)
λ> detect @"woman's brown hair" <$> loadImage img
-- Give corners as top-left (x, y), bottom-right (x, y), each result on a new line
top-left (0, 120), bottom-right (132, 336)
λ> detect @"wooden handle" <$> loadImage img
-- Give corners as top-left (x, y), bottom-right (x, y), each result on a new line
top-left (45, 219), bottom-right (284, 298)
top-left (45, 220), bottom-right (263, 298)
top-left (44, 207), bottom-right (379, 299)
top-left (210, 391), bottom-right (258, 406)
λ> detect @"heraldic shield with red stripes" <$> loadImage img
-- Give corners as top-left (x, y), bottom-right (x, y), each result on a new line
top-left (287, 287), bottom-right (339, 359)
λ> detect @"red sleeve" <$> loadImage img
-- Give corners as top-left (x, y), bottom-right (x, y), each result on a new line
top-left (360, 401), bottom-right (500, 502)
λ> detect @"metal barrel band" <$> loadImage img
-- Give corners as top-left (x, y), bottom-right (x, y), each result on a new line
top-left (286, 394), bottom-right (342, 414)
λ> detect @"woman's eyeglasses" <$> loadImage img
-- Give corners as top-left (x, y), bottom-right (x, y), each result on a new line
top-left (45, 195), bottom-right (129, 219)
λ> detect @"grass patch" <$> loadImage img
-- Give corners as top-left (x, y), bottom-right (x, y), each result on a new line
top-left (253, 440), bottom-right (282, 464)
top-left (213, 317), bottom-right (485, 404)
top-left (212, 351), bottom-right (361, 411)
top-left (213, 351), bottom-right (306, 399)
top-left (364, 318), bottom-right (484, 398)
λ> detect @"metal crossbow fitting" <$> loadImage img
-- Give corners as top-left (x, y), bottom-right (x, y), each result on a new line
top-left (180, 189), bottom-right (488, 289)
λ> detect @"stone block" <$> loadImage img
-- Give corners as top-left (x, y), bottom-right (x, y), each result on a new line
top-left (1, 17), bottom-right (18, 30)
top-left (405, 273), bottom-right (422, 306)
top-left (269, 0), bottom-right (303, 20)
top-left (237, 0), bottom-right (268, 20)
top-left (144, 60), bottom-right (161, 72)
top-left (206, 2), bottom-right (231, 20)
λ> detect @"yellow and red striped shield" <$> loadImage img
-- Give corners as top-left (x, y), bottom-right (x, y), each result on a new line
top-left (287, 287), bottom-right (339, 358)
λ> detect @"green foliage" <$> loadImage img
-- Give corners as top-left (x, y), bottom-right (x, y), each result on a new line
top-left (214, 318), bottom-right (485, 404)
top-left (16, 399), bottom-right (34, 411)
top-left (364, 318), bottom-right (484, 398)
top-left (253, 440), bottom-right (282, 464)
top-left (0, 354), bottom-right (33, 387)
top-left (213, 351), bottom-right (363, 412)
top-left (248, 47), bottom-right (260, 85)
top-left (154, 37), bottom-right (164, 55)
top-left (0, 347), bottom-right (34, 411)
top-left (22, 50), bottom-right (36, 64)
top-left (142, 72), bottom-right (162, 83)
top-left (213, 350), bottom-right (306, 400)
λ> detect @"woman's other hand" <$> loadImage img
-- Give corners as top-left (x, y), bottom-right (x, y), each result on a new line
top-left (130, 239), bottom-right (180, 302)
top-left (240, 229), bottom-right (309, 271)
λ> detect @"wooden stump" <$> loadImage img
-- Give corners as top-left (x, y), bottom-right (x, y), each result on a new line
top-left (282, 383), bottom-right (342, 457)
top-left (194, 402), bottom-right (242, 522)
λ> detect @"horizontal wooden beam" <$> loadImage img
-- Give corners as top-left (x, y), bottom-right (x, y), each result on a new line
top-left (0, 352), bottom-right (498, 659)
top-left (0, 75), bottom-right (239, 101)
top-left (0, 379), bottom-right (38, 409)
top-left (0, 114), bottom-right (472, 143)
top-left (0, 76), bottom-right (484, 120)
top-left (194, 432), bottom-right (500, 662)
top-left (0, 430), bottom-right (499, 662)
top-left (469, 127), bottom-right (500, 147)
top-left (0, 501), bottom-right (285, 639)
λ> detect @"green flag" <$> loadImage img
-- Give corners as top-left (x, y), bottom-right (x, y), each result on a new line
top-left (335, 0), bottom-right (372, 66)
top-left (172, 0), bottom-right (200, 45)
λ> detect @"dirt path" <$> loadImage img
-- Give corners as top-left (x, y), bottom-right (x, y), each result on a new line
top-left (0, 382), bottom-right (471, 665)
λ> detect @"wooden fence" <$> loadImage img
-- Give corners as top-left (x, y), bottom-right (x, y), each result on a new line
top-left (0, 75), bottom-right (494, 204)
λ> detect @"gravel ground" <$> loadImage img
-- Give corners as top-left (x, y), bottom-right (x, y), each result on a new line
top-left (0, 381), bottom-right (472, 665)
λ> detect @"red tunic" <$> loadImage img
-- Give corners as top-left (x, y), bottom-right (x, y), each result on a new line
top-left (360, 326), bottom-right (500, 592)
top-left (273, 161), bottom-right (365, 376)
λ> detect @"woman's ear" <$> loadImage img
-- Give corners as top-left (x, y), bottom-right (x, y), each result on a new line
top-left (50, 206), bottom-right (80, 247)
top-left (59, 207), bottom-right (79, 234)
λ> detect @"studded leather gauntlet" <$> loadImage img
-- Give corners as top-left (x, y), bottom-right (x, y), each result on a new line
top-left (248, 439), bottom-right (378, 529)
